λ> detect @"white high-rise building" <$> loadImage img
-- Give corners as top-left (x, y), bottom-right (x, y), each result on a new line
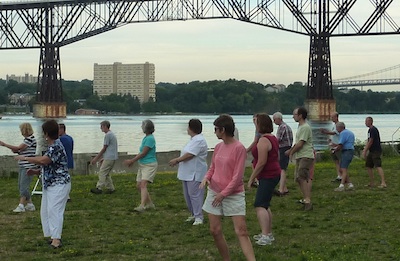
top-left (93, 62), bottom-right (155, 103)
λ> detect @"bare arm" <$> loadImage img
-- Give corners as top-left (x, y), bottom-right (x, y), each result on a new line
top-left (362, 138), bottom-right (373, 158)
top-left (246, 135), bottom-right (259, 152)
top-left (15, 155), bottom-right (52, 166)
top-left (91, 145), bottom-right (108, 165)
top-left (0, 141), bottom-right (28, 153)
top-left (169, 152), bottom-right (195, 167)
top-left (287, 140), bottom-right (305, 158)
top-left (247, 137), bottom-right (271, 188)
top-left (124, 146), bottom-right (151, 167)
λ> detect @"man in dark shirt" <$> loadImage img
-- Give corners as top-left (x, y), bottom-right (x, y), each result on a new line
top-left (362, 117), bottom-right (387, 188)
top-left (59, 123), bottom-right (74, 200)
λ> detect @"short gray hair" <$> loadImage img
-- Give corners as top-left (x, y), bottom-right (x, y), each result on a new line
top-left (273, 112), bottom-right (283, 119)
top-left (142, 119), bottom-right (155, 134)
top-left (336, 122), bottom-right (345, 129)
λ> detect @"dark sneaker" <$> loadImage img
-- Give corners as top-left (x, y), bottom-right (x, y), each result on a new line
top-left (90, 188), bottom-right (102, 194)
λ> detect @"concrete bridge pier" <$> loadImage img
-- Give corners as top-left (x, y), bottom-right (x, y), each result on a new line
top-left (305, 99), bottom-right (336, 151)
top-left (33, 102), bottom-right (66, 118)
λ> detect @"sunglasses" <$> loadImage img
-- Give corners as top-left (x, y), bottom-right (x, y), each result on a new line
top-left (214, 127), bottom-right (223, 132)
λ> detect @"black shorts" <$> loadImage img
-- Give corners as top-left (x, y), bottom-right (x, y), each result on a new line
top-left (254, 176), bottom-right (280, 209)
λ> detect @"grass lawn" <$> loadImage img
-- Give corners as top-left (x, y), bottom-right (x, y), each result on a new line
top-left (0, 156), bottom-right (400, 260)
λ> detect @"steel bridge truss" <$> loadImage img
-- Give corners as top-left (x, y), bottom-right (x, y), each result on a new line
top-left (1, 0), bottom-right (399, 103)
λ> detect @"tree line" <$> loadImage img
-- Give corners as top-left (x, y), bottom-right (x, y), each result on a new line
top-left (1, 78), bottom-right (399, 114)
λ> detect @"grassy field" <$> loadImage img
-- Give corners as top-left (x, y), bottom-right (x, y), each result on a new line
top-left (0, 156), bottom-right (400, 261)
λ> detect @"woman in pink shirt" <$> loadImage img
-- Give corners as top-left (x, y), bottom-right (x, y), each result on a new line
top-left (200, 114), bottom-right (255, 261)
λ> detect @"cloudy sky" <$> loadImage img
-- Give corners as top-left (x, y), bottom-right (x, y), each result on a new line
top-left (1, 2), bottom-right (400, 92)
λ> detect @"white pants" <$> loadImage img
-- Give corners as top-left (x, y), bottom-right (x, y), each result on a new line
top-left (41, 183), bottom-right (71, 239)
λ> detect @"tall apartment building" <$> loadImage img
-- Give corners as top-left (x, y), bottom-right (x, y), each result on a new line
top-left (93, 62), bottom-right (155, 103)
top-left (6, 73), bottom-right (38, 84)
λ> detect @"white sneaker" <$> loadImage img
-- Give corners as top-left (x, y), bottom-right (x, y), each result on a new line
top-left (13, 205), bottom-right (25, 213)
top-left (25, 204), bottom-right (36, 211)
top-left (347, 184), bottom-right (355, 190)
top-left (256, 235), bottom-right (273, 246)
top-left (334, 186), bottom-right (345, 192)
top-left (185, 216), bottom-right (195, 222)
top-left (253, 233), bottom-right (274, 241)
top-left (134, 205), bottom-right (146, 212)
top-left (144, 203), bottom-right (155, 210)
top-left (192, 219), bottom-right (203, 226)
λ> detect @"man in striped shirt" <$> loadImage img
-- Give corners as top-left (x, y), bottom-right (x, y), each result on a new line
top-left (273, 112), bottom-right (293, 196)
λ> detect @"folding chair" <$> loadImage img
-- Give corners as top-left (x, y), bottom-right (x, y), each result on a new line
top-left (31, 175), bottom-right (43, 195)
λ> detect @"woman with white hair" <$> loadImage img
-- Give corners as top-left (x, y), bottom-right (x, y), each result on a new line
top-left (124, 119), bottom-right (158, 212)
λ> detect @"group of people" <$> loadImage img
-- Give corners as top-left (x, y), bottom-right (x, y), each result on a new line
top-left (1, 120), bottom-right (73, 249)
top-left (321, 113), bottom-right (387, 192)
top-left (1, 110), bottom-right (388, 259)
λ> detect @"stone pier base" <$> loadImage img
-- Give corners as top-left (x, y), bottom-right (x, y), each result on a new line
top-left (305, 99), bottom-right (336, 151)
top-left (33, 102), bottom-right (66, 118)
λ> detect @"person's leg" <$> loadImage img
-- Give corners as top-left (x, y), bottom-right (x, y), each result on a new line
top-left (103, 160), bottom-right (115, 191)
top-left (278, 169), bottom-right (288, 193)
top-left (367, 167), bottom-right (374, 186)
top-left (256, 207), bottom-right (270, 235)
top-left (96, 161), bottom-right (110, 190)
top-left (47, 183), bottom-right (70, 247)
top-left (231, 215), bottom-right (256, 261)
top-left (138, 180), bottom-right (150, 206)
top-left (182, 181), bottom-right (193, 215)
top-left (365, 153), bottom-right (375, 186)
top-left (376, 167), bottom-right (386, 186)
top-left (208, 214), bottom-right (230, 261)
top-left (187, 180), bottom-right (204, 221)
top-left (334, 159), bottom-right (342, 179)
top-left (20, 168), bottom-right (34, 205)
top-left (299, 179), bottom-right (310, 203)
top-left (41, 188), bottom-right (51, 238)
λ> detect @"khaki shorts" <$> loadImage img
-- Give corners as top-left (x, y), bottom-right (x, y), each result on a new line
top-left (295, 158), bottom-right (314, 182)
top-left (136, 162), bottom-right (158, 183)
top-left (202, 188), bottom-right (246, 216)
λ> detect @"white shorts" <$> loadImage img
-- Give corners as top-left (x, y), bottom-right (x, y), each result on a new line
top-left (202, 188), bottom-right (246, 216)
top-left (136, 162), bottom-right (158, 183)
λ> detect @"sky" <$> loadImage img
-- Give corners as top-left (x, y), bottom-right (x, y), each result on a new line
top-left (1, 1), bottom-right (400, 92)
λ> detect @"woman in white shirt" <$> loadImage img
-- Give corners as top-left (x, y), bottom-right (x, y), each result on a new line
top-left (169, 119), bottom-right (208, 226)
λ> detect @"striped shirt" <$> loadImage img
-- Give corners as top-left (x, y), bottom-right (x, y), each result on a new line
top-left (18, 135), bottom-right (37, 169)
top-left (276, 121), bottom-right (293, 148)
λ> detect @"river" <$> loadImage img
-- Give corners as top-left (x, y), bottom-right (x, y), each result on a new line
top-left (0, 114), bottom-right (399, 156)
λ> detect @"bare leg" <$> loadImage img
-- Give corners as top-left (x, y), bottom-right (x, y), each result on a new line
top-left (256, 207), bottom-right (272, 235)
top-left (299, 179), bottom-right (311, 204)
top-left (376, 167), bottom-right (386, 186)
top-left (334, 160), bottom-right (342, 178)
top-left (208, 214), bottom-right (230, 261)
top-left (139, 180), bottom-right (152, 206)
top-left (231, 216), bottom-right (256, 261)
top-left (367, 168), bottom-right (374, 186)
top-left (278, 170), bottom-right (288, 193)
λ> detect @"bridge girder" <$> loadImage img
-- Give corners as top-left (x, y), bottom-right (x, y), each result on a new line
top-left (0, 0), bottom-right (399, 116)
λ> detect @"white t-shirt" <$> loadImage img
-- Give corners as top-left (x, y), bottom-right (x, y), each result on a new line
top-left (330, 124), bottom-right (340, 144)
top-left (177, 134), bottom-right (208, 182)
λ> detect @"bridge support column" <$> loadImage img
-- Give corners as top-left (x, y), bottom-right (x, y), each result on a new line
top-left (306, 32), bottom-right (336, 150)
top-left (34, 7), bottom-right (66, 118)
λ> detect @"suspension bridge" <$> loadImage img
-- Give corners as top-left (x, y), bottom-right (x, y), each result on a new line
top-left (333, 64), bottom-right (400, 88)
